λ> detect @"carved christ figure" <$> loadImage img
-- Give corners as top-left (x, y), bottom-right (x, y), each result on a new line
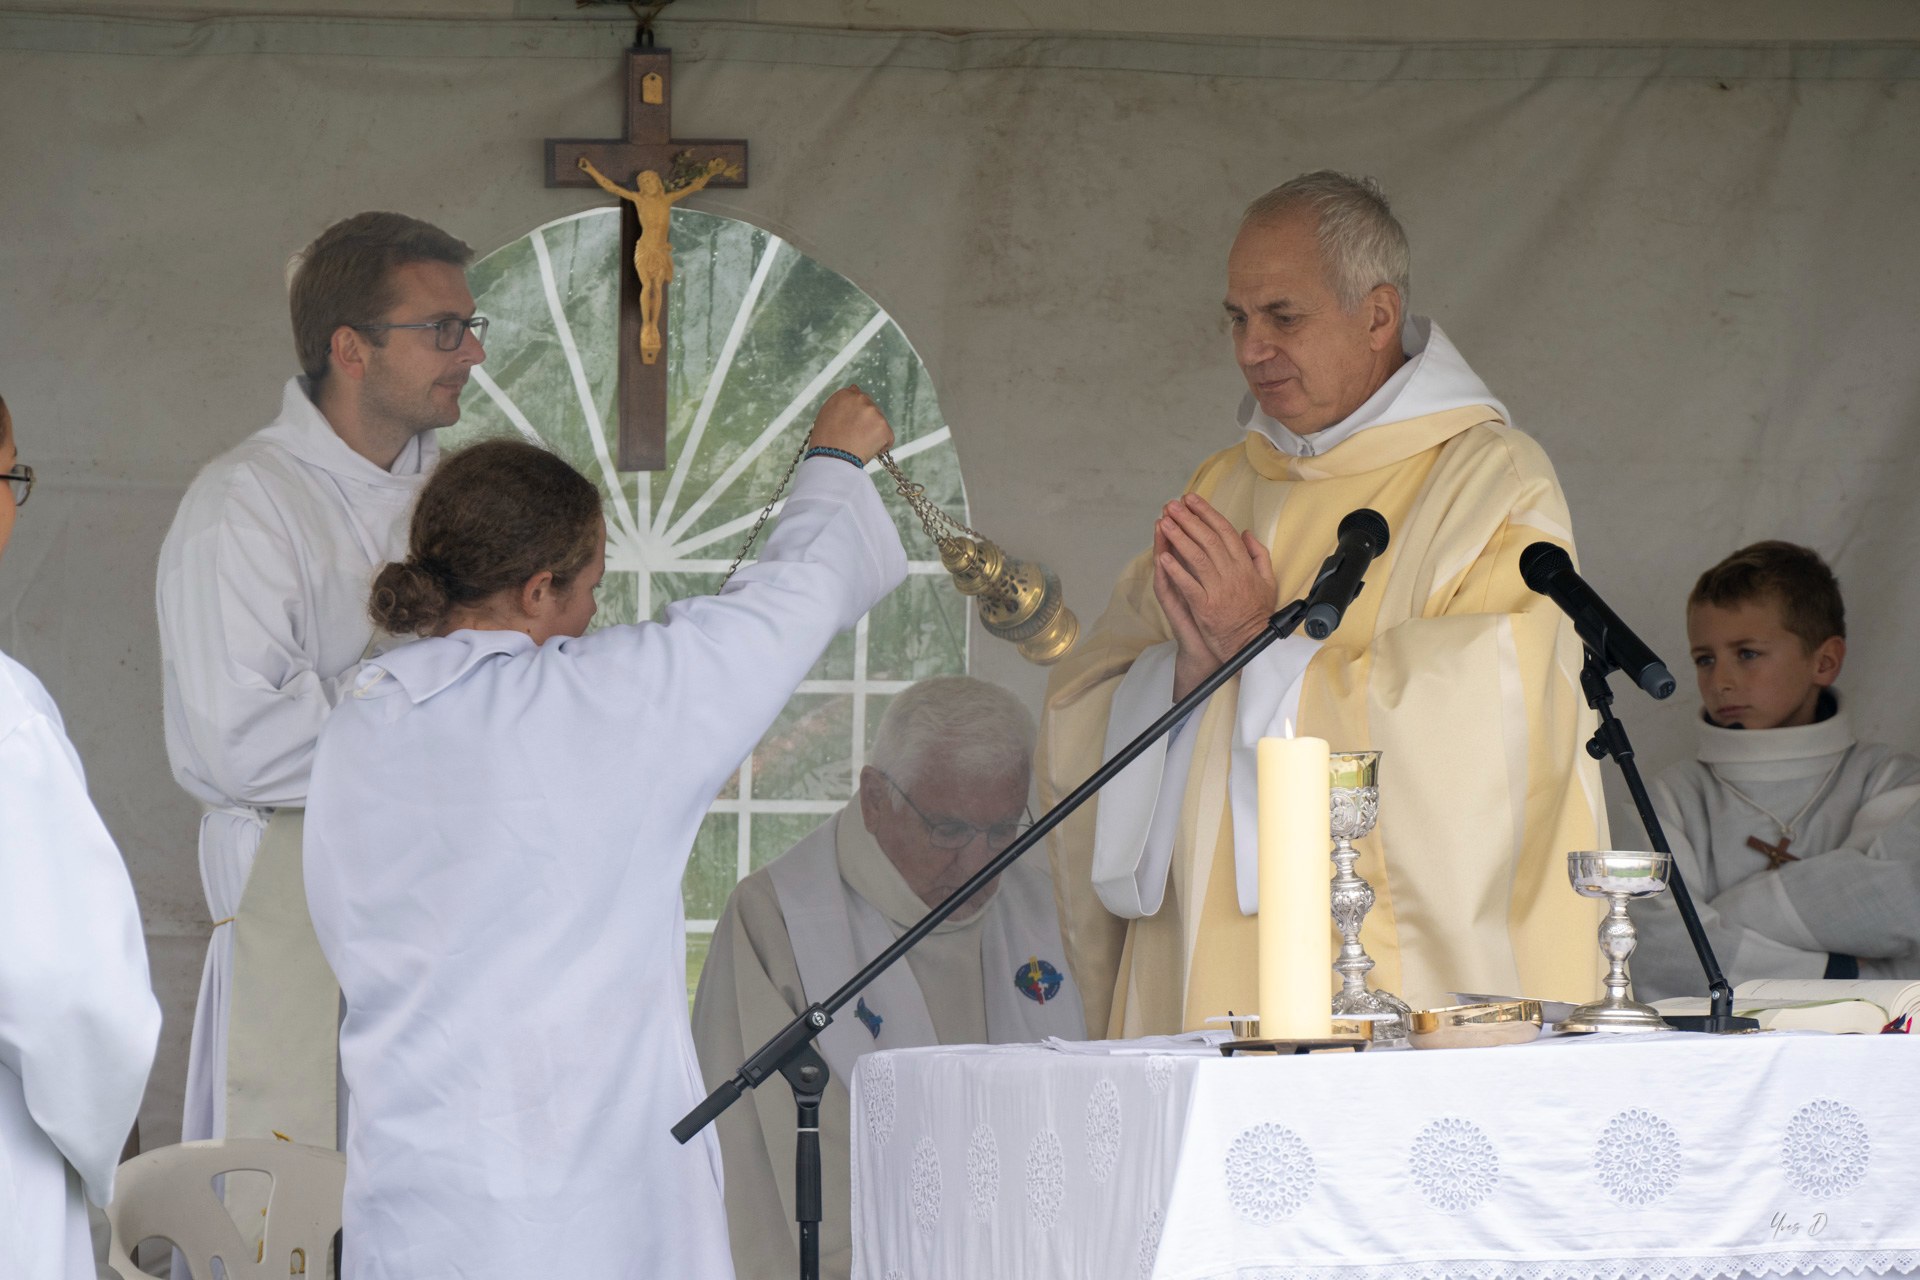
top-left (577, 154), bottom-right (739, 365)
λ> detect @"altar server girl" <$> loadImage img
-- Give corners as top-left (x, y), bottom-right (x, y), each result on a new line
top-left (0, 394), bottom-right (161, 1280)
top-left (303, 386), bottom-right (906, 1280)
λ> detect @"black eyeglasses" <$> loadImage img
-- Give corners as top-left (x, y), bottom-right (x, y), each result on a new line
top-left (2, 464), bottom-right (32, 508)
top-left (880, 772), bottom-right (1032, 852)
top-left (351, 316), bottom-right (489, 352)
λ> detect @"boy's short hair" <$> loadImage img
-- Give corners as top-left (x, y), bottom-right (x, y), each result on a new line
top-left (1688, 540), bottom-right (1846, 651)
top-left (289, 212), bottom-right (473, 384)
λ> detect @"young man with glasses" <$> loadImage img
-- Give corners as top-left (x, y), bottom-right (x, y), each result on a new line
top-left (155, 212), bottom-right (484, 1171)
top-left (692, 676), bottom-right (1084, 1280)
top-left (0, 394), bottom-right (161, 1280)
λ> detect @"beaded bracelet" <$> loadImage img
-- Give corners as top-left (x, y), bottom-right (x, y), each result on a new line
top-left (804, 445), bottom-right (865, 469)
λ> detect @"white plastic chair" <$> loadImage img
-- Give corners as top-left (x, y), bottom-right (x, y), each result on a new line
top-left (102, 1138), bottom-right (345, 1279)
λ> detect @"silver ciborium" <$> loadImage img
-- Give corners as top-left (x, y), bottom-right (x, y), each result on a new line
top-left (1328, 751), bottom-right (1411, 1045)
top-left (1560, 851), bottom-right (1672, 1033)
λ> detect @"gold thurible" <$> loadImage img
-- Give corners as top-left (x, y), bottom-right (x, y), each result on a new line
top-left (726, 443), bottom-right (1080, 665)
top-left (938, 536), bottom-right (1080, 665)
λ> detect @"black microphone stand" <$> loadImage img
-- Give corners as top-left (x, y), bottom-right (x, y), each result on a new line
top-left (674, 598), bottom-right (1311, 1280)
top-left (1579, 649), bottom-right (1757, 1033)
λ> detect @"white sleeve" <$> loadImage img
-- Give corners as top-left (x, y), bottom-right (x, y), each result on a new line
top-left (1629, 781), bottom-right (1826, 1000)
top-left (0, 707), bottom-right (161, 1208)
top-left (1089, 633), bottom-right (1320, 919)
top-left (1090, 642), bottom-right (1186, 917)
top-left (582, 456), bottom-right (908, 804)
top-left (1715, 781), bottom-right (1920, 961)
top-left (158, 485), bottom-right (342, 806)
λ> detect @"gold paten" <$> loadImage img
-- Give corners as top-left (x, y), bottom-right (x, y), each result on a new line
top-left (1408, 999), bottom-right (1543, 1050)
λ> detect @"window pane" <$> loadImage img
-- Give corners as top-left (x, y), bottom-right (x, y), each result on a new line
top-left (866, 576), bottom-right (970, 682)
top-left (751, 812), bottom-right (831, 874)
top-left (684, 931), bottom-right (712, 1012)
top-left (682, 812), bottom-right (739, 923)
top-left (752, 694), bottom-right (853, 801)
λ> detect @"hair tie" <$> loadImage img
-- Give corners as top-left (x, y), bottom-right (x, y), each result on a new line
top-left (412, 555), bottom-right (453, 586)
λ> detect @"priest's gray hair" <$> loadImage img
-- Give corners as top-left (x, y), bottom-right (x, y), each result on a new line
top-left (1242, 171), bottom-right (1411, 311)
top-left (871, 676), bottom-right (1036, 797)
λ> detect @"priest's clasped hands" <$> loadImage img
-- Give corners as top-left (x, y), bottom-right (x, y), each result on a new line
top-left (1154, 492), bottom-right (1279, 699)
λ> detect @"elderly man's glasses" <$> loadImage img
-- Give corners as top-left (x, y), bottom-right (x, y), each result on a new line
top-left (881, 773), bottom-right (1031, 852)
top-left (2, 464), bottom-right (32, 508)
top-left (351, 316), bottom-right (489, 352)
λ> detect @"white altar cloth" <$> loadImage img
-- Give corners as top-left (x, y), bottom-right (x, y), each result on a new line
top-left (849, 1032), bottom-right (1920, 1279)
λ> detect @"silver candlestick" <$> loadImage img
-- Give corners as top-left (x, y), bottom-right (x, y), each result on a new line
top-left (1328, 751), bottom-right (1411, 1045)
top-left (1560, 851), bottom-right (1672, 1033)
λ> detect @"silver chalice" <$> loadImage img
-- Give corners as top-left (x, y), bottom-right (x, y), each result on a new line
top-left (1328, 751), bottom-right (1411, 1045)
top-left (1560, 851), bottom-right (1672, 1033)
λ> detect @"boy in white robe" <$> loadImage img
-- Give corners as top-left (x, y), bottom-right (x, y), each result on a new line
top-left (692, 676), bottom-right (1084, 1280)
top-left (304, 388), bottom-right (906, 1280)
top-left (157, 212), bottom-right (483, 1151)
top-left (1634, 541), bottom-right (1920, 1000)
top-left (0, 395), bottom-right (161, 1280)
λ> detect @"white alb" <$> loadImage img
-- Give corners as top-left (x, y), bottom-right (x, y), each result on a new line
top-left (0, 650), bottom-right (159, 1280)
top-left (304, 457), bottom-right (906, 1279)
top-left (157, 375), bottom-right (434, 1143)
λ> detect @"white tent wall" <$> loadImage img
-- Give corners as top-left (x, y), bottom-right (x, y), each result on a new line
top-left (2, 9), bottom-right (1915, 1149)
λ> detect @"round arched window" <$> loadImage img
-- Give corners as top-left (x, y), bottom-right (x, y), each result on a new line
top-left (450, 207), bottom-right (970, 994)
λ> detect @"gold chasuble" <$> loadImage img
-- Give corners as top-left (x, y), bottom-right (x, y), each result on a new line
top-left (1042, 405), bottom-right (1607, 1037)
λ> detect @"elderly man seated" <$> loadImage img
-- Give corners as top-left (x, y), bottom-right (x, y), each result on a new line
top-left (692, 675), bottom-right (1084, 1280)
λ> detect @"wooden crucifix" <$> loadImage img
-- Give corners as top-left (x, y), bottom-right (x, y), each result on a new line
top-left (546, 49), bottom-right (748, 470)
top-left (1746, 833), bottom-right (1800, 869)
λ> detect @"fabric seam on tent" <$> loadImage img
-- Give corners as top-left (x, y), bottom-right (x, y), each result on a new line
top-left (0, 13), bottom-right (1916, 82)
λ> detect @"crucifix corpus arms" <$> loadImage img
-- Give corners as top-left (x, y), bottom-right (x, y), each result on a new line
top-left (544, 47), bottom-right (747, 470)
top-left (577, 154), bottom-right (742, 366)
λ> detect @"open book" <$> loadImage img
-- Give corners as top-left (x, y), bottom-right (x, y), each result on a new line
top-left (1652, 979), bottom-right (1920, 1033)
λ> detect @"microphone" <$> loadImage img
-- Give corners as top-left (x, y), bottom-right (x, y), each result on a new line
top-left (1518, 542), bottom-right (1676, 700)
top-left (1302, 509), bottom-right (1391, 640)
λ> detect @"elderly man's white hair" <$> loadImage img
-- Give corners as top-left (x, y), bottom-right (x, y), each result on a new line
top-left (1242, 171), bottom-right (1411, 312)
top-left (871, 676), bottom-right (1035, 797)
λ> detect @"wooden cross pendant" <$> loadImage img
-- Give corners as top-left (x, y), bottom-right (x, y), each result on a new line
top-left (1746, 833), bottom-right (1799, 869)
top-left (544, 49), bottom-right (748, 470)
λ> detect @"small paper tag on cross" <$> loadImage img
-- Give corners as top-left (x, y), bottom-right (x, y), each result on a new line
top-left (1746, 833), bottom-right (1799, 869)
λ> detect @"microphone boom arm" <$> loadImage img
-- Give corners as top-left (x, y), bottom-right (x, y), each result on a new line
top-left (676, 595), bottom-right (1310, 1143)
top-left (674, 598), bottom-right (1312, 1277)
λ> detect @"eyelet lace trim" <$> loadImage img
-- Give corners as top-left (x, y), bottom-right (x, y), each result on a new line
top-left (1087, 1078), bottom-right (1123, 1185)
top-left (1200, 1251), bottom-right (1920, 1279)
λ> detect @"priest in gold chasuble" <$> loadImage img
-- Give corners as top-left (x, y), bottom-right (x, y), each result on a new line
top-left (1041, 172), bottom-right (1607, 1038)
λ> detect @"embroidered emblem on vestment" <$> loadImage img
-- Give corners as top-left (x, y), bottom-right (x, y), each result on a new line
top-left (1015, 955), bottom-right (1064, 1003)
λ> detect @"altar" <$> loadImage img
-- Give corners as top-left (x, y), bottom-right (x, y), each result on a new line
top-left (848, 1032), bottom-right (1920, 1279)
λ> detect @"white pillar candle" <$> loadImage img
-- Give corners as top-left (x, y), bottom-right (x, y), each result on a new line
top-left (1256, 734), bottom-right (1333, 1040)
